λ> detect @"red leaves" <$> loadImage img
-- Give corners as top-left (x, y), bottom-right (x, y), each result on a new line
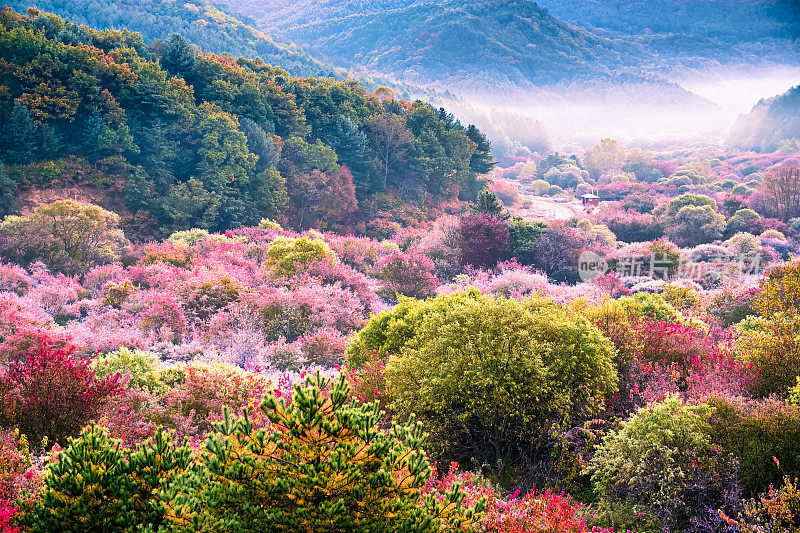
top-left (0, 338), bottom-right (124, 447)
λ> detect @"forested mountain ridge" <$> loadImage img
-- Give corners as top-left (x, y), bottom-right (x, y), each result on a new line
top-left (224, 0), bottom-right (647, 90)
top-left (2, 0), bottom-right (341, 78)
top-left (0, 7), bottom-right (494, 239)
top-left (225, 0), bottom-right (800, 96)
top-left (728, 84), bottom-right (800, 152)
top-left (536, 0), bottom-right (800, 63)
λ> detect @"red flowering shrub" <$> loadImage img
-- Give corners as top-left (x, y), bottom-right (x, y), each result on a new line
top-left (0, 340), bottom-right (124, 447)
top-left (425, 463), bottom-right (615, 533)
top-left (0, 293), bottom-right (83, 369)
top-left (0, 502), bottom-right (20, 533)
top-left (632, 319), bottom-right (716, 370)
top-left (346, 351), bottom-right (389, 412)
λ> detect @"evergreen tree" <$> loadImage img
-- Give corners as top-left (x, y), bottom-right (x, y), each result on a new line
top-left (21, 425), bottom-right (193, 533)
top-left (466, 124), bottom-right (496, 175)
top-left (327, 115), bottom-right (370, 195)
top-left (472, 189), bottom-right (509, 219)
top-left (239, 117), bottom-right (279, 172)
top-left (161, 372), bottom-right (484, 532)
top-left (0, 160), bottom-right (14, 215)
top-left (160, 33), bottom-right (197, 81)
top-left (1, 102), bottom-right (37, 164)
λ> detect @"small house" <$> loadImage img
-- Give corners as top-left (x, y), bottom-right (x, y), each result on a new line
top-left (581, 193), bottom-right (600, 208)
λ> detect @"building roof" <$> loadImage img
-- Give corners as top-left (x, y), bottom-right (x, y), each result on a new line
top-left (581, 193), bottom-right (599, 199)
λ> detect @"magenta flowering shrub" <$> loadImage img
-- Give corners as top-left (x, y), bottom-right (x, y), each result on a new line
top-left (632, 319), bottom-right (716, 370)
top-left (0, 294), bottom-right (77, 363)
top-left (324, 234), bottom-right (387, 273)
top-left (81, 264), bottom-right (128, 295)
top-left (533, 223), bottom-right (588, 283)
top-left (458, 213), bottom-right (510, 269)
top-left (592, 206), bottom-right (664, 243)
top-left (25, 267), bottom-right (88, 325)
top-left (439, 260), bottom-right (549, 299)
top-left (177, 271), bottom-right (242, 322)
top-left (0, 339), bottom-right (125, 447)
top-left (0, 503), bottom-right (21, 533)
top-left (0, 428), bottom-right (43, 510)
top-left (706, 285), bottom-right (759, 326)
top-left (302, 260), bottom-right (380, 313)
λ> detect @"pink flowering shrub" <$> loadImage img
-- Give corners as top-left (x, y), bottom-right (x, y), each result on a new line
top-left (0, 294), bottom-right (77, 363)
top-left (299, 328), bottom-right (349, 366)
top-left (177, 271), bottom-right (242, 322)
top-left (144, 361), bottom-right (270, 437)
top-left (26, 267), bottom-right (87, 325)
top-left (139, 241), bottom-right (193, 267)
top-left (324, 234), bottom-right (387, 273)
top-left (139, 294), bottom-right (187, 342)
top-left (0, 428), bottom-right (43, 510)
top-left (375, 249), bottom-right (438, 302)
top-left (302, 260), bottom-right (380, 313)
top-left (0, 263), bottom-right (30, 296)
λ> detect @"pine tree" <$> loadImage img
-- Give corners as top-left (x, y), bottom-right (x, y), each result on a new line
top-left (20, 425), bottom-right (193, 532)
top-left (0, 161), bottom-right (14, 215)
top-left (472, 189), bottom-right (509, 219)
top-left (162, 372), bottom-right (484, 532)
top-left (466, 125), bottom-right (496, 175)
top-left (160, 34), bottom-right (197, 81)
top-left (1, 103), bottom-right (37, 164)
top-left (327, 115), bottom-right (370, 196)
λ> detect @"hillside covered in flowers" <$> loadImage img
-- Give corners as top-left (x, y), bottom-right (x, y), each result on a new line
top-left (3, 4), bottom-right (800, 533)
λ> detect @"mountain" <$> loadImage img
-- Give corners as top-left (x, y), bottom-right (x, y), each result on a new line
top-left (224, 0), bottom-right (648, 91)
top-left (728, 85), bottom-right (800, 152)
top-left (3, 0), bottom-right (342, 78)
top-left (0, 7), bottom-right (493, 238)
top-left (535, 0), bottom-right (800, 64)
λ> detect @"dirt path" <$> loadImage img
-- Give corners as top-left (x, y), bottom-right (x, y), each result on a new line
top-left (508, 188), bottom-right (585, 221)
